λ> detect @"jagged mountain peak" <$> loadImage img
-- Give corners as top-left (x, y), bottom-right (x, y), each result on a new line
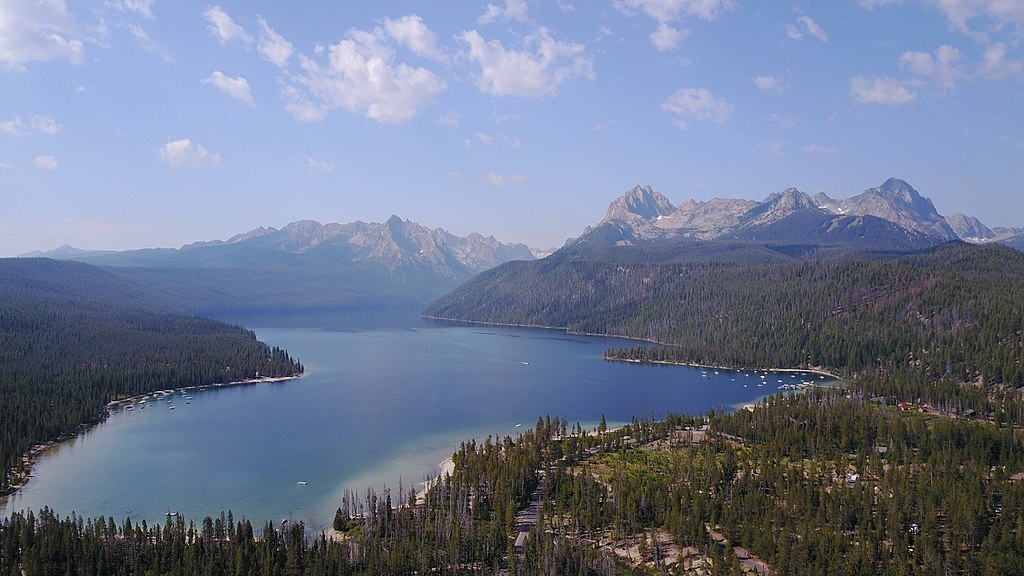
top-left (741, 187), bottom-right (820, 229)
top-left (762, 187), bottom-right (815, 209)
top-left (947, 213), bottom-right (995, 242)
top-left (223, 225), bottom-right (277, 244)
top-left (866, 178), bottom-right (938, 217)
top-left (570, 178), bottom-right (989, 251)
top-left (604, 185), bottom-right (676, 222)
top-left (875, 177), bottom-right (919, 202)
top-left (829, 178), bottom-right (957, 241)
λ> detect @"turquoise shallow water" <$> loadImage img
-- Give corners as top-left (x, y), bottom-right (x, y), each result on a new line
top-left (1, 307), bottom-right (827, 531)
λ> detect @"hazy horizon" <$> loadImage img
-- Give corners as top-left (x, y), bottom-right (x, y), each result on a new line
top-left (2, 0), bottom-right (1022, 257)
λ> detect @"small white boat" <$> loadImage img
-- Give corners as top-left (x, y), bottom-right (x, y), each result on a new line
top-left (297, 481), bottom-right (308, 486)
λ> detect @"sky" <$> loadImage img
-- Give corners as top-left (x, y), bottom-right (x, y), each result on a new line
top-left (1, 0), bottom-right (1023, 256)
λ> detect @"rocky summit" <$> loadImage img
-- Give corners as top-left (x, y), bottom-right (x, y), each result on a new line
top-left (574, 178), bottom-right (1016, 251)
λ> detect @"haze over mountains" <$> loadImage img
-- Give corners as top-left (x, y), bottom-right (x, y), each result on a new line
top-left (13, 177), bottom-right (1023, 312)
top-left (19, 217), bottom-right (534, 311)
top-left (27, 216), bottom-right (534, 275)
top-left (24, 177), bottom-right (1024, 265)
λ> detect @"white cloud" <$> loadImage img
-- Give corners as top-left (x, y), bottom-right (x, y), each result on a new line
top-left (899, 44), bottom-right (964, 91)
top-left (979, 43), bottom-right (1023, 79)
top-left (478, 0), bottom-right (529, 25)
top-left (203, 6), bottom-right (253, 46)
top-left (758, 140), bottom-right (783, 154)
top-left (383, 14), bottom-right (447, 62)
top-left (614, 0), bottom-right (734, 22)
top-left (614, 0), bottom-right (733, 50)
top-left (33, 155), bottom-right (59, 170)
top-left (0, 0), bottom-right (85, 70)
top-left (110, 0), bottom-right (154, 19)
top-left (31, 115), bottom-right (61, 134)
top-left (661, 87), bottom-right (734, 129)
top-left (591, 119), bottom-right (619, 131)
top-left (475, 132), bottom-right (494, 144)
top-left (858, 0), bottom-right (900, 8)
top-left (437, 110), bottom-right (461, 127)
top-left (0, 116), bottom-right (25, 135)
top-left (127, 23), bottom-right (175, 63)
top-left (281, 85), bottom-right (327, 122)
top-left (284, 27), bottom-right (445, 124)
top-left (802, 144), bottom-right (839, 155)
top-left (460, 27), bottom-right (593, 98)
top-left (257, 18), bottom-right (293, 68)
top-left (203, 71), bottom-right (255, 107)
top-left (306, 157), bottom-right (334, 174)
top-left (650, 22), bottom-right (686, 52)
top-left (787, 15), bottom-right (828, 42)
top-left (927, 0), bottom-right (1024, 38)
top-left (485, 171), bottom-right (526, 187)
top-left (1, 115), bottom-right (62, 135)
top-left (849, 75), bottom-right (916, 105)
top-left (754, 74), bottom-right (788, 93)
top-left (159, 138), bottom-right (220, 168)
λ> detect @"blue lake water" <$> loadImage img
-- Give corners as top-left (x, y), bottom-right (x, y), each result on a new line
top-left (1, 307), bottom-right (826, 531)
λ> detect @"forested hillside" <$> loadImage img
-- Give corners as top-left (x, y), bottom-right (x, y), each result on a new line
top-left (425, 242), bottom-right (1024, 421)
top-left (0, 259), bottom-right (304, 494)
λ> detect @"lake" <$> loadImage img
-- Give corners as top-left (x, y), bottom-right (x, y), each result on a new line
top-left (1, 307), bottom-right (827, 531)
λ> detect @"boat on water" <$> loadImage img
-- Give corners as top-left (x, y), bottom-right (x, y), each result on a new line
top-left (297, 481), bottom-right (308, 486)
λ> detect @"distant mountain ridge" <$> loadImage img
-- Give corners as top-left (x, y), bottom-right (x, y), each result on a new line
top-left (49, 216), bottom-right (533, 276)
top-left (23, 217), bottom-right (534, 311)
top-left (573, 177), bottom-right (1018, 250)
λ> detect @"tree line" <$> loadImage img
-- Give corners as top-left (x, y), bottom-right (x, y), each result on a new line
top-left (0, 259), bottom-right (303, 494)
top-left (427, 242), bottom-right (1024, 423)
top-left (4, 393), bottom-right (1022, 574)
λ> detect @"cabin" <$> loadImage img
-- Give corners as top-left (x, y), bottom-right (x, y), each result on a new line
top-left (513, 531), bottom-right (529, 553)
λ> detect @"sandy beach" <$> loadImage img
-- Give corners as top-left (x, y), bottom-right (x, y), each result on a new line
top-left (416, 458), bottom-right (455, 505)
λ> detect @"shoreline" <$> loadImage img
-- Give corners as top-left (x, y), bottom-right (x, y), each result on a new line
top-left (2, 374), bottom-right (303, 500)
top-left (416, 458), bottom-right (455, 506)
top-left (423, 314), bottom-right (846, 381)
top-left (104, 374), bottom-right (302, 413)
top-left (605, 356), bottom-right (845, 382)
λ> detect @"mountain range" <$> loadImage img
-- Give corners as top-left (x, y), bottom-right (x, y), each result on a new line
top-left (30, 216), bottom-right (534, 276)
top-left (20, 217), bottom-right (534, 311)
top-left (574, 177), bottom-right (1023, 251)
top-left (15, 177), bottom-right (1023, 312)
